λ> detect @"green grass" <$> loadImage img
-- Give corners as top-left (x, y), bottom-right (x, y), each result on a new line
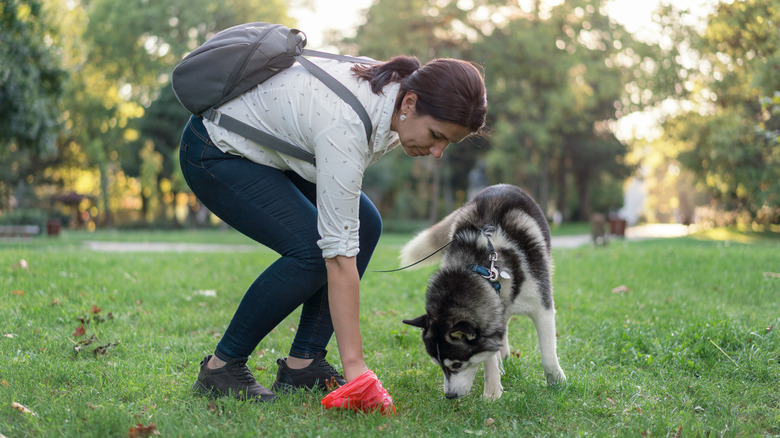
top-left (1, 229), bottom-right (778, 437)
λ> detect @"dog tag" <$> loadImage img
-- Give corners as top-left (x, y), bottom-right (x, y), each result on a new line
top-left (499, 271), bottom-right (511, 279)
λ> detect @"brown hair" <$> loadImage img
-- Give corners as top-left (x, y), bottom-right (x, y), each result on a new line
top-left (352, 56), bottom-right (487, 133)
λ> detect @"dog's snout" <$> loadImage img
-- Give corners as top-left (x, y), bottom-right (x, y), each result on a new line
top-left (445, 392), bottom-right (462, 400)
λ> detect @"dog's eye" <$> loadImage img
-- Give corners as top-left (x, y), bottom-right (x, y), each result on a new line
top-left (451, 362), bottom-right (463, 370)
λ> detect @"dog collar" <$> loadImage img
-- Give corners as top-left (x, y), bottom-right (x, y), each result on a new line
top-left (470, 264), bottom-right (501, 293)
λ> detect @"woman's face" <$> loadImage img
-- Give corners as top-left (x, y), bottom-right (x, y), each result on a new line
top-left (392, 93), bottom-right (471, 159)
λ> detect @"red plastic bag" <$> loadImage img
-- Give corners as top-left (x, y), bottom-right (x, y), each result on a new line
top-left (320, 370), bottom-right (395, 414)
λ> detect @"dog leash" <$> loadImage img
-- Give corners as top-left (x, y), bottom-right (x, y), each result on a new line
top-left (366, 240), bottom-right (453, 273)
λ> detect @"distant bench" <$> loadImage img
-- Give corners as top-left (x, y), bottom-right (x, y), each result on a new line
top-left (0, 225), bottom-right (41, 236)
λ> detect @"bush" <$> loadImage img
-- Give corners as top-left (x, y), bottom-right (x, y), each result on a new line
top-left (0, 208), bottom-right (47, 227)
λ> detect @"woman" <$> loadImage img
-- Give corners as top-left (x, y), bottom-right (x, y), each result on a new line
top-left (180, 54), bottom-right (487, 402)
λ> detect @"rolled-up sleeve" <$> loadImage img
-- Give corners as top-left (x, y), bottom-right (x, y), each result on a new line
top-left (314, 118), bottom-right (368, 259)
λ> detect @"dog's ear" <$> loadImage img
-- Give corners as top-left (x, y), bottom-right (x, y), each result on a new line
top-left (449, 321), bottom-right (477, 342)
top-left (403, 314), bottom-right (428, 328)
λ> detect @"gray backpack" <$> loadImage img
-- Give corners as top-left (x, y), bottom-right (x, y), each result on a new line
top-left (171, 22), bottom-right (379, 165)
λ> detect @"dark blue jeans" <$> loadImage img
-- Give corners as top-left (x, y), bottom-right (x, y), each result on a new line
top-left (179, 115), bottom-right (382, 361)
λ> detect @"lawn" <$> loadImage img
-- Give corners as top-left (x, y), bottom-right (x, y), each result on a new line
top-left (1, 228), bottom-right (778, 437)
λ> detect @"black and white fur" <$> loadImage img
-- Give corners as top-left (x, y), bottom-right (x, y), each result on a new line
top-left (402, 184), bottom-right (565, 400)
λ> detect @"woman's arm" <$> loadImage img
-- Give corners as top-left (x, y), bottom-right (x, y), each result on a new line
top-left (325, 255), bottom-right (369, 382)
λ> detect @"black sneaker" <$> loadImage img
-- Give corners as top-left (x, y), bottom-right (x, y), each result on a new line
top-left (192, 355), bottom-right (276, 402)
top-left (271, 350), bottom-right (346, 393)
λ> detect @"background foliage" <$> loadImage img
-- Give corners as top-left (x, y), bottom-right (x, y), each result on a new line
top-left (0, 0), bottom-right (778, 229)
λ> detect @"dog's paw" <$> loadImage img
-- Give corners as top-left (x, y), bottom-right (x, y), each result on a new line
top-left (545, 368), bottom-right (566, 385)
top-left (482, 384), bottom-right (503, 401)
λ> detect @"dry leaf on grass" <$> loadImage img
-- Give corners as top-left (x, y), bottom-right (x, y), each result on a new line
top-left (90, 304), bottom-right (102, 314)
top-left (127, 423), bottom-right (159, 437)
top-left (93, 342), bottom-right (120, 356)
top-left (73, 324), bottom-right (86, 338)
top-left (763, 272), bottom-right (780, 279)
top-left (11, 290), bottom-right (24, 296)
top-left (10, 402), bottom-right (36, 416)
top-left (612, 285), bottom-right (631, 294)
top-left (324, 376), bottom-right (342, 391)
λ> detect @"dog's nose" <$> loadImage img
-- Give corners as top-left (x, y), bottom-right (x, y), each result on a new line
top-left (445, 392), bottom-right (462, 400)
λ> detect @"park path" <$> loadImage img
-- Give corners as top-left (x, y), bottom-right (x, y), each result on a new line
top-left (83, 224), bottom-right (692, 253)
top-left (550, 223), bottom-right (692, 249)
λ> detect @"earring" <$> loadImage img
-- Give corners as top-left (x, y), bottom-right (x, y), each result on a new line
top-left (400, 114), bottom-right (407, 121)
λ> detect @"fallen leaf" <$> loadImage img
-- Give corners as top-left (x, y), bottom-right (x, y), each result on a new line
top-left (206, 400), bottom-right (221, 414)
top-left (50, 299), bottom-right (62, 306)
top-left (93, 342), bottom-right (119, 356)
top-left (612, 285), bottom-right (631, 294)
top-left (672, 425), bottom-right (683, 438)
top-left (127, 423), bottom-right (159, 438)
top-left (10, 402), bottom-right (36, 416)
top-left (255, 366), bottom-right (267, 371)
top-left (73, 324), bottom-right (86, 338)
top-left (1, 380), bottom-right (9, 387)
top-left (324, 376), bottom-right (341, 391)
top-left (484, 418), bottom-right (496, 427)
top-left (763, 272), bottom-right (780, 279)
top-left (11, 290), bottom-right (24, 296)
top-left (90, 305), bottom-right (102, 314)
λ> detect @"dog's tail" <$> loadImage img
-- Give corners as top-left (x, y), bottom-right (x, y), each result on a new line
top-left (399, 209), bottom-right (460, 268)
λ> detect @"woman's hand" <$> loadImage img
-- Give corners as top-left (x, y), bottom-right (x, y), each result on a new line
top-left (325, 255), bottom-right (369, 381)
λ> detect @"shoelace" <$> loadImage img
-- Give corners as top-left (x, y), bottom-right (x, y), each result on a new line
top-left (227, 360), bottom-right (257, 384)
top-left (316, 358), bottom-right (341, 378)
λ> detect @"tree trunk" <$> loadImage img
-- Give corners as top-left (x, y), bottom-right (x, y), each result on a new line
top-left (537, 151), bottom-right (550, 217)
top-left (99, 162), bottom-right (113, 227)
top-left (429, 159), bottom-right (441, 224)
top-left (556, 151), bottom-right (568, 220)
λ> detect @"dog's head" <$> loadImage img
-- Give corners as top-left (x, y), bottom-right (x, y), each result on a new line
top-left (403, 268), bottom-right (506, 399)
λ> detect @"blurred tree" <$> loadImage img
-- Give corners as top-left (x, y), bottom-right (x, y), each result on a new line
top-left (54, 0), bottom-right (291, 225)
top-left (0, 0), bottom-right (64, 211)
top-left (481, 0), bottom-right (660, 220)
top-left (662, 0), bottom-right (780, 221)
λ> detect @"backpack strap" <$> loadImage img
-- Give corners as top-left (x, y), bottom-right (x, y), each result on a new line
top-left (202, 108), bottom-right (316, 165)
top-left (301, 48), bottom-right (378, 64)
top-left (294, 54), bottom-right (378, 147)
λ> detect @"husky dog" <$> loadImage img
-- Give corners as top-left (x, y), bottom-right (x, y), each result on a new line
top-left (402, 184), bottom-right (565, 400)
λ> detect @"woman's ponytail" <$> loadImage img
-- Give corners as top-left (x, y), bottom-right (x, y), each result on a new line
top-left (351, 56), bottom-right (421, 94)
